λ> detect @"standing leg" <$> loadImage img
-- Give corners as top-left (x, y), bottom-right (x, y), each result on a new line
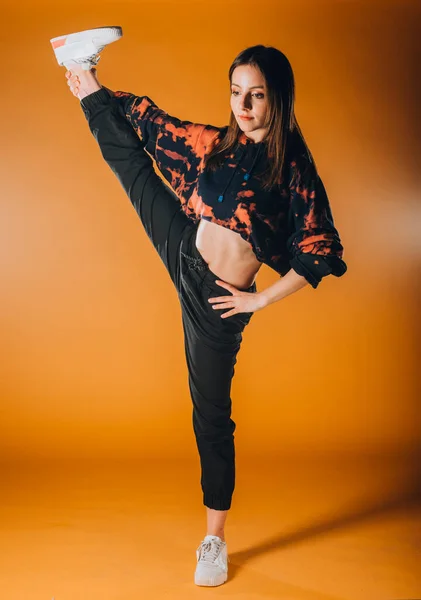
top-left (178, 232), bottom-right (256, 513)
top-left (178, 246), bottom-right (256, 585)
top-left (182, 309), bottom-right (242, 511)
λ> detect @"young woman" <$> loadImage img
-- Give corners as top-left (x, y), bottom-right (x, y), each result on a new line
top-left (50, 26), bottom-right (347, 587)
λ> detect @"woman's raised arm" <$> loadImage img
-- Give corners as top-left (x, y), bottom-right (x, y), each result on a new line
top-left (110, 90), bottom-right (222, 187)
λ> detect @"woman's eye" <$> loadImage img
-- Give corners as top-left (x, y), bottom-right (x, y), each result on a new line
top-left (231, 90), bottom-right (264, 99)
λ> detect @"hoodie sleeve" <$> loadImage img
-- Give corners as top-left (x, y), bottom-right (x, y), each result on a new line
top-left (286, 157), bottom-right (347, 289)
top-left (110, 90), bottom-right (221, 195)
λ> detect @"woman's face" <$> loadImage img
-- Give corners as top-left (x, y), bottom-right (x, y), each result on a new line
top-left (230, 64), bottom-right (269, 143)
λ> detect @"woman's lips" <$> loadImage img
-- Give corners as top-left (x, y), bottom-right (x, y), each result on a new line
top-left (239, 115), bottom-right (253, 121)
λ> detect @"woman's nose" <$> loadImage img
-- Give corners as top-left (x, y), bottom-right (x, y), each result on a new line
top-left (239, 97), bottom-right (252, 110)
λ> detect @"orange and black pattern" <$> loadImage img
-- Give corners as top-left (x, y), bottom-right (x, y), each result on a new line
top-left (112, 91), bottom-right (347, 288)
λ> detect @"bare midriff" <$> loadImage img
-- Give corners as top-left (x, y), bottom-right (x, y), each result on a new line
top-left (195, 220), bottom-right (263, 291)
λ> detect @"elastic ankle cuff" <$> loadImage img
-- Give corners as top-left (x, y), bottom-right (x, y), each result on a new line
top-left (203, 491), bottom-right (232, 511)
top-left (80, 87), bottom-right (112, 111)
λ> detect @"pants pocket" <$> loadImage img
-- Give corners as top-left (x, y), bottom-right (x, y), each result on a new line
top-left (203, 280), bottom-right (255, 331)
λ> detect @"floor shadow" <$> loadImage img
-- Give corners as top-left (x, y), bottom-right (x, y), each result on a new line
top-left (228, 460), bottom-right (421, 578)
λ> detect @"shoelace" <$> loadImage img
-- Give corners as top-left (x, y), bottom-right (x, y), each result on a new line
top-left (197, 539), bottom-right (229, 564)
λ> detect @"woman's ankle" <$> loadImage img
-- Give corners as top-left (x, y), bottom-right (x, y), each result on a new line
top-left (206, 531), bottom-right (225, 542)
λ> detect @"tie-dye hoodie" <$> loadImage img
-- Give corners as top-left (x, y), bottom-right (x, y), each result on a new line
top-left (112, 90), bottom-right (347, 288)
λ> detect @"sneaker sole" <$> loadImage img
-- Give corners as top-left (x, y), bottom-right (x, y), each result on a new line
top-left (194, 572), bottom-right (228, 586)
top-left (50, 26), bottom-right (122, 66)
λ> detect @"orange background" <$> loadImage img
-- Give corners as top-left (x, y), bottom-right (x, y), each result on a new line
top-left (1, 0), bottom-right (420, 464)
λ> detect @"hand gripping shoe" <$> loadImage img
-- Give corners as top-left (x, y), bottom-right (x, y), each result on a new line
top-left (50, 26), bottom-right (122, 70)
top-left (195, 534), bottom-right (229, 587)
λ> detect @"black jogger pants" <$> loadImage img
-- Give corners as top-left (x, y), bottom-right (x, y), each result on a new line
top-left (80, 88), bottom-right (257, 511)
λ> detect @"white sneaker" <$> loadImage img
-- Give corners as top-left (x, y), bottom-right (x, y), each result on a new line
top-left (50, 26), bottom-right (122, 70)
top-left (194, 534), bottom-right (229, 587)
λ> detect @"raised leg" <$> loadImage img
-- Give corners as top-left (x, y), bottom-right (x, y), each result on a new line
top-left (77, 80), bottom-right (192, 287)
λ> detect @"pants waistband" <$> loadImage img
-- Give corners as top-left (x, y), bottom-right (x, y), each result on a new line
top-left (181, 225), bottom-right (210, 272)
top-left (181, 224), bottom-right (257, 293)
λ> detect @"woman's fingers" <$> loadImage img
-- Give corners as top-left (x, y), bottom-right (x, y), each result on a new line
top-left (65, 72), bottom-right (80, 96)
top-left (68, 81), bottom-right (80, 96)
top-left (64, 70), bottom-right (79, 83)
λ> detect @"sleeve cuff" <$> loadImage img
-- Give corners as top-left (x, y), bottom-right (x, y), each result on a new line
top-left (290, 256), bottom-right (321, 288)
top-left (290, 254), bottom-right (348, 289)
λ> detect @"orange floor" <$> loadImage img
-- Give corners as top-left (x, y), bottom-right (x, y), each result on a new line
top-left (0, 456), bottom-right (420, 599)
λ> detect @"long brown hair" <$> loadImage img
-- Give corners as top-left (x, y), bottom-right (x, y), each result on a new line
top-left (204, 45), bottom-right (317, 191)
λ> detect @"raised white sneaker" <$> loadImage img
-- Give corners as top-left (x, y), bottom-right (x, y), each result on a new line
top-left (194, 534), bottom-right (229, 587)
top-left (50, 26), bottom-right (122, 70)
